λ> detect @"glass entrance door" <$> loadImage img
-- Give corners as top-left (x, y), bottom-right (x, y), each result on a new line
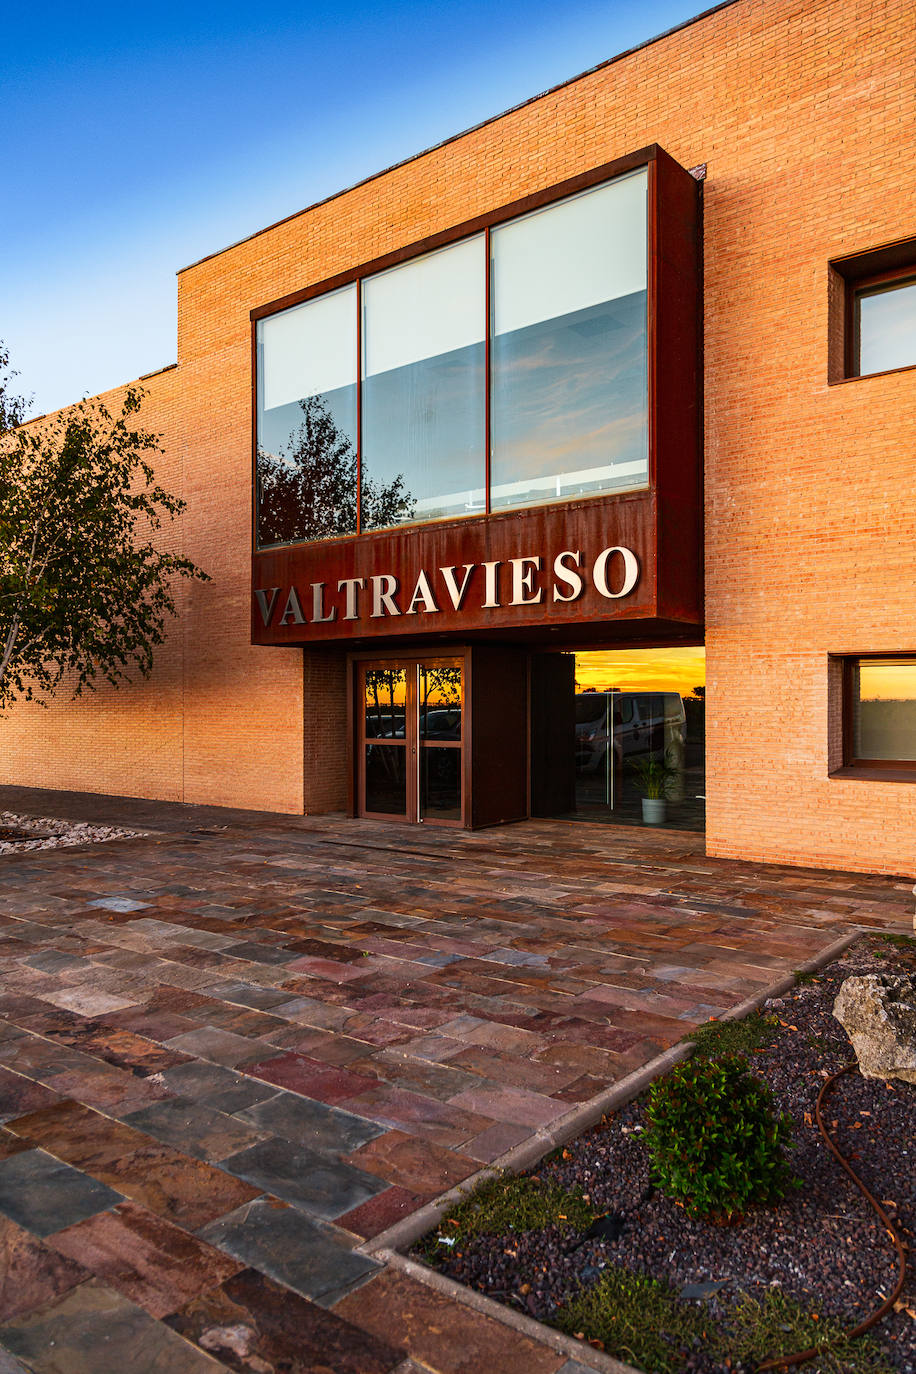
top-left (358, 657), bottom-right (464, 824)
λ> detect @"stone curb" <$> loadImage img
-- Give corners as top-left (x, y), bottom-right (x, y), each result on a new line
top-left (374, 1247), bottom-right (640, 1374)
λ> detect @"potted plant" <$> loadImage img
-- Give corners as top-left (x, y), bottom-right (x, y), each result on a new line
top-left (629, 753), bottom-right (679, 825)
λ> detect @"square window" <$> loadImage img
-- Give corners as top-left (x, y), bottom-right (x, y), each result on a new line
top-left (854, 273), bottom-right (916, 377)
top-left (830, 240), bottom-right (916, 381)
top-left (838, 656), bottom-right (916, 775)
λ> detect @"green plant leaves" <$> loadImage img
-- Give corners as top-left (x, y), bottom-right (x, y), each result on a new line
top-left (643, 1054), bottom-right (798, 1221)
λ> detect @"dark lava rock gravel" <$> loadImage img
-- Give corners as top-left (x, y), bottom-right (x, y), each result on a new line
top-left (415, 935), bottom-right (916, 1373)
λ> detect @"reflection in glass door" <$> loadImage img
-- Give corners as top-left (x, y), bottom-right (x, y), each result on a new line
top-left (358, 658), bottom-right (463, 824)
top-left (363, 667), bottom-right (408, 818)
top-left (418, 662), bottom-right (462, 821)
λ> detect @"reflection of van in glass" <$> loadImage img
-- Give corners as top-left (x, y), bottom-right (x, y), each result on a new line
top-left (575, 692), bottom-right (686, 775)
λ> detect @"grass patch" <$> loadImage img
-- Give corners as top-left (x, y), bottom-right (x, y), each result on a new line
top-left (793, 968), bottom-right (820, 985)
top-left (686, 1010), bottom-right (780, 1062)
top-left (423, 1174), bottom-right (595, 1249)
top-left (877, 931), bottom-right (916, 950)
top-left (555, 1266), bottom-right (717, 1374)
top-left (727, 1289), bottom-right (896, 1373)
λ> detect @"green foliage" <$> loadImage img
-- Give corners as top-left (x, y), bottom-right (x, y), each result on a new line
top-left (878, 931), bottom-right (916, 950)
top-left (433, 1174), bottom-right (595, 1241)
top-left (0, 343), bottom-right (29, 436)
top-left (0, 382), bottom-right (209, 710)
top-left (555, 1265), bottom-right (713, 1374)
top-left (728, 1289), bottom-right (896, 1373)
top-left (686, 1011), bottom-right (779, 1062)
top-left (643, 1055), bottom-right (797, 1220)
top-left (628, 753), bottom-right (678, 799)
top-left (257, 393), bottom-right (413, 544)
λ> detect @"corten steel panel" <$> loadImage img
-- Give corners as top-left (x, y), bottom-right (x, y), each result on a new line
top-left (469, 645), bottom-right (529, 828)
top-left (529, 652), bottom-right (577, 817)
top-left (652, 149), bottom-right (703, 623)
top-left (253, 493), bottom-right (658, 645)
top-left (251, 144), bottom-right (702, 650)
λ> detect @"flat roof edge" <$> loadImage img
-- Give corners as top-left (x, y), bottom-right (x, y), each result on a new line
top-left (177, 0), bottom-right (739, 276)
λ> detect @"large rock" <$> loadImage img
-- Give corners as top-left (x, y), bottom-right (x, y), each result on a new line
top-left (833, 974), bottom-right (916, 1084)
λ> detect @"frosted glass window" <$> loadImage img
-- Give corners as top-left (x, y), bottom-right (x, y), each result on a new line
top-left (361, 237), bottom-right (486, 530)
top-left (858, 279), bottom-right (916, 376)
top-left (490, 169), bottom-right (649, 512)
top-left (256, 284), bottom-right (357, 546)
top-left (852, 658), bottom-right (916, 761)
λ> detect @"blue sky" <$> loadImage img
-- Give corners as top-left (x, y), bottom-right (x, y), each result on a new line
top-left (3, 0), bottom-right (706, 417)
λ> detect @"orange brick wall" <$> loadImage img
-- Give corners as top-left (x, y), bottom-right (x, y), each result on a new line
top-left (2, 0), bottom-right (914, 872)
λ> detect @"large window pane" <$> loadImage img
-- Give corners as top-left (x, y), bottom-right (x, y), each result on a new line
top-left (490, 170), bottom-right (649, 512)
top-left (361, 237), bottom-right (486, 530)
top-left (858, 279), bottom-right (916, 376)
top-left (853, 658), bottom-right (916, 761)
top-left (256, 284), bottom-right (358, 546)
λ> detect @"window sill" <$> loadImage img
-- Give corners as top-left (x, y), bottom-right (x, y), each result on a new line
top-left (830, 765), bottom-right (916, 784)
top-left (829, 360), bottom-right (916, 386)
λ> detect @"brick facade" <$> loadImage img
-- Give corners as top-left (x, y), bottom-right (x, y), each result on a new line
top-left (2, 0), bottom-right (914, 874)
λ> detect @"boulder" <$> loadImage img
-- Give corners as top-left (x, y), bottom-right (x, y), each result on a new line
top-left (833, 974), bottom-right (916, 1084)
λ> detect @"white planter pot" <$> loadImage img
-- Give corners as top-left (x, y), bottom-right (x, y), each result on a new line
top-left (641, 797), bottom-right (667, 825)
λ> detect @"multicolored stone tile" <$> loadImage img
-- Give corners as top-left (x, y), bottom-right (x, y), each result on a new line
top-left (47, 1200), bottom-right (242, 1319)
top-left (198, 1199), bottom-right (380, 1305)
top-left (334, 1268), bottom-right (565, 1374)
top-left (164, 1266), bottom-right (404, 1372)
top-left (0, 1149), bottom-right (123, 1237)
top-left (0, 1281), bottom-right (226, 1373)
top-left (0, 788), bottom-right (911, 1372)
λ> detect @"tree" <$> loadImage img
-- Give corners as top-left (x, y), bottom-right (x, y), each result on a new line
top-left (0, 343), bottom-right (29, 436)
top-left (0, 374), bottom-right (208, 712)
top-left (257, 394), bottom-right (414, 544)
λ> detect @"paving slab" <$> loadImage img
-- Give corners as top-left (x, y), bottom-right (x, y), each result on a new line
top-left (0, 1149), bottom-right (122, 1237)
top-left (0, 787), bottom-right (911, 1372)
top-left (0, 1282), bottom-right (226, 1373)
top-left (199, 1199), bottom-right (381, 1305)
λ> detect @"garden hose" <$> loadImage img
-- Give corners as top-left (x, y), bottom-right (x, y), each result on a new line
top-left (756, 1061), bottom-right (907, 1371)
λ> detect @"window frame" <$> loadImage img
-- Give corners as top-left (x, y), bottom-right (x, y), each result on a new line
top-left (838, 653), bottom-right (916, 779)
top-left (830, 237), bottom-right (916, 383)
top-left (250, 145), bottom-right (657, 552)
top-left (847, 265), bottom-right (916, 379)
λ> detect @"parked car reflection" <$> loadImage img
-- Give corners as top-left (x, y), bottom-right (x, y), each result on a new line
top-left (575, 691), bottom-right (685, 776)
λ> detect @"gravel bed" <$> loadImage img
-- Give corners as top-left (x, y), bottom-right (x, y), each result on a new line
top-left (416, 935), bottom-right (916, 1373)
top-left (0, 810), bottom-right (144, 854)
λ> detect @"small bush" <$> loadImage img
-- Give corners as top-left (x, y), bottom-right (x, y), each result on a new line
top-left (643, 1054), bottom-right (797, 1220)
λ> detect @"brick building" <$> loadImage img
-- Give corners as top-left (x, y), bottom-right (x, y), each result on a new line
top-left (3, 0), bottom-right (915, 876)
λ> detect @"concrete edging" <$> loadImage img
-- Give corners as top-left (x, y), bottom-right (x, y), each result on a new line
top-left (376, 1246), bottom-right (641, 1374)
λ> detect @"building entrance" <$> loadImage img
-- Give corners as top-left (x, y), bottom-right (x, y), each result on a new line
top-left (572, 647), bottom-right (706, 831)
top-left (358, 657), bottom-right (464, 824)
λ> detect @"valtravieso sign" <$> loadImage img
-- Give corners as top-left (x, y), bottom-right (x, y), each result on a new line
top-left (254, 545), bottom-right (640, 628)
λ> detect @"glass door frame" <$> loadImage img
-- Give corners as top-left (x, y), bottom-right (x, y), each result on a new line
top-left (350, 648), bottom-right (468, 827)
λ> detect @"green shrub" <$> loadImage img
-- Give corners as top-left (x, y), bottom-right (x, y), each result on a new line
top-left (643, 1054), bottom-right (797, 1220)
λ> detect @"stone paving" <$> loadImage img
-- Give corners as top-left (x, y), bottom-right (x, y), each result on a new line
top-left (0, 786), bottom-right (911, 1373)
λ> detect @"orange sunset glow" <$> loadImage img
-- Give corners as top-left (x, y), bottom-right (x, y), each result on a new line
top-left (575, 646), bottom-right (706, 697)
